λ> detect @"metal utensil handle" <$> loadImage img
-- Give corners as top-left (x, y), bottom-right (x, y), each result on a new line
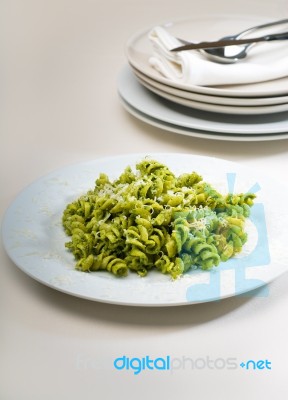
top-left (171, 31), bottom-right (288, 51)
top-left (237, 18), bottom-right (288, 39)
top-left (265, 31), bottom-right (288, 41)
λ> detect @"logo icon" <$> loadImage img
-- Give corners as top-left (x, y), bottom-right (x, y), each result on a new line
top-left (186, 172), bottom-right (270, 302)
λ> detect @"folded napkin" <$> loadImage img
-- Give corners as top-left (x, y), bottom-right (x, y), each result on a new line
top-left (149, 26), bottom-right (288, 86)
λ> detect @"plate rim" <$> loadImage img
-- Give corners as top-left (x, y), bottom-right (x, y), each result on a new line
top-left (131, 66), bottom-right (288, 107)
top-left (118, 65), bottom-right (288, 135)
top-left (136, 75), bottom-right (288, 115)
top-left (119, 95), bottom-right (288, 142)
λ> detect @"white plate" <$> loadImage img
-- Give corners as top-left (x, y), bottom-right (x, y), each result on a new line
top-left (120, 96), bottom-right (288, 141)
top-left (132, 66), bottom-right (288, 107)
top-left (136, 75), bottom-right (288, 115)
top-left (118, 65), bottom-right (288, 135)
top-left (2, 154), bottom-right (288, 306)
top-left (126, 15), bottom-right (288, 97)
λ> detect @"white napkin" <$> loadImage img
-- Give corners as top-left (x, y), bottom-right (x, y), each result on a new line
top-left (149, 26), bottom-right (288, 86)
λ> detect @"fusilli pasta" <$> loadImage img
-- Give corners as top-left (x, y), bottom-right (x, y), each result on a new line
top-left (62, 159), bottom-right (255, 279)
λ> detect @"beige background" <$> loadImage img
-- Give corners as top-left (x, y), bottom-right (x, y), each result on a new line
top-left (1, 0), bottom-right (288, 399)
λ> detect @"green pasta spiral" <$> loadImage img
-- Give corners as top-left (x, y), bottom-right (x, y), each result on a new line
top-left (62, 158), bottom-right (255, 279)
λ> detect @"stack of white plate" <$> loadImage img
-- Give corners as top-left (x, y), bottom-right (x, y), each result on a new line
top-left (118, 15), bottom-right (288, 141)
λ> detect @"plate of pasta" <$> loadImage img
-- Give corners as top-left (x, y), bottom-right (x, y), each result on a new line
top-left (2, 153), bottom-right (288, 306)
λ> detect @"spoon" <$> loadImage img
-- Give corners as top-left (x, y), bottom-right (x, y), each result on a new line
top-left (178, 18), bottom-right (288, 63)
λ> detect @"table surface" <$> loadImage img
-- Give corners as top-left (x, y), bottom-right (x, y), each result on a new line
top-left (1, 1), bottom-right (288, 399)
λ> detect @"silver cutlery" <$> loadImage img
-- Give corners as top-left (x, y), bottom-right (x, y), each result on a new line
top-left (172, 18), bottom-right (288, 63)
